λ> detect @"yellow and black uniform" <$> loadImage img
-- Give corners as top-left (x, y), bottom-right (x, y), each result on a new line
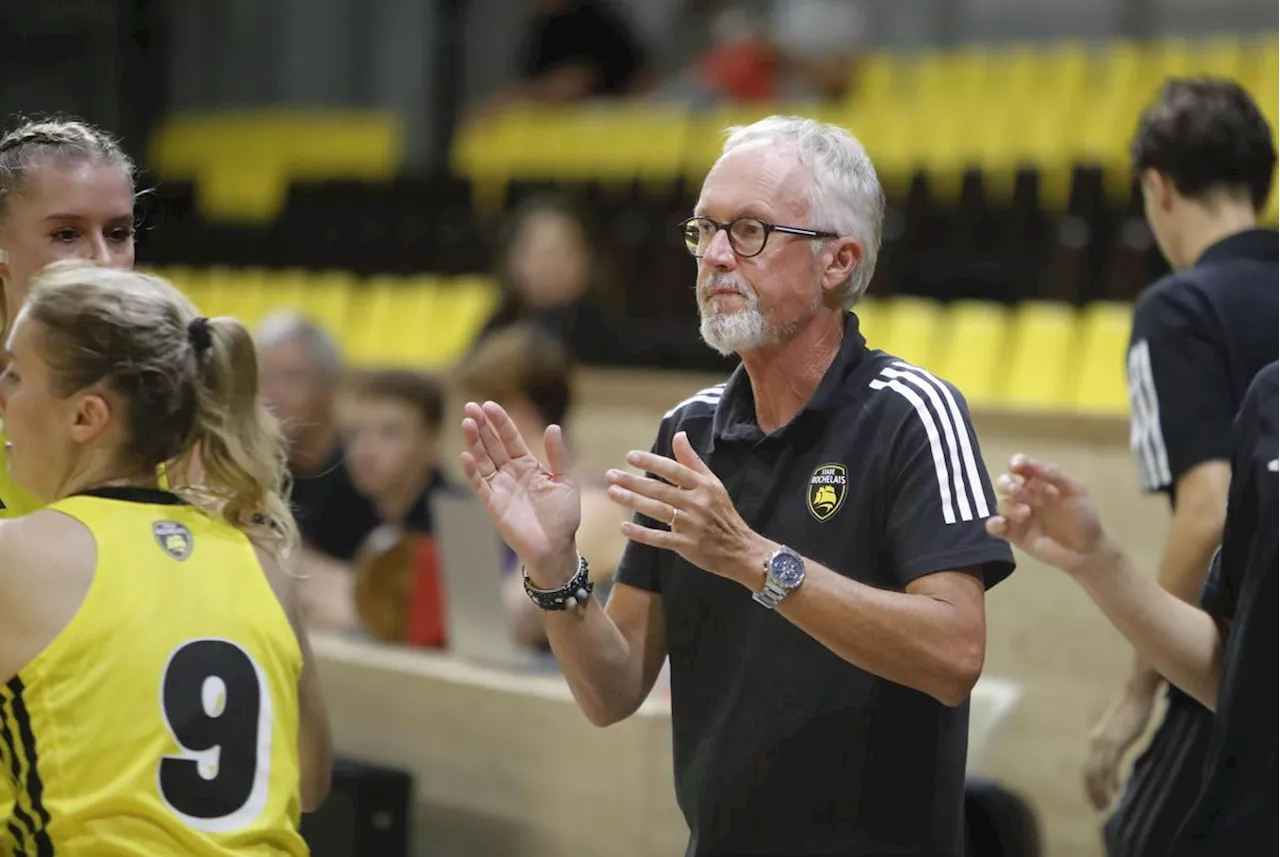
top-left (0, 487), bottom-right (307, 856)
top-left (0, 438), bottom-right (40, 519)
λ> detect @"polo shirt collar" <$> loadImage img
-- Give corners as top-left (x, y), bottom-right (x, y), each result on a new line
top-left (1194, 227), bottom-right (1278, 267)
top-left (711, 312), bottom-right (867, 447)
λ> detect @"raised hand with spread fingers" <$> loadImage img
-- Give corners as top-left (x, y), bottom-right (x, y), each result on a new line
top-left (459, 400), bottom-right (581, 586)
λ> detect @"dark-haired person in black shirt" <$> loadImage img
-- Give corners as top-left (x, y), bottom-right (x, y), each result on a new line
top-left (459, 116), bottom-right (1014, 857)
top-left (1084, 77), bottom-right (1279, 857)
top-left (987, 361), bottom-right (1278, 857)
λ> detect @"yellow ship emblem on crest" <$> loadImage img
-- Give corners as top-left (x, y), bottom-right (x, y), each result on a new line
top-left (154, 521), bottom-right (194, 561)
top-left (807, 463), bottom-right (848, 521)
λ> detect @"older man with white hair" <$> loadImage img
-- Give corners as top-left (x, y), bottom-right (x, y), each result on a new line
top-left (460, 116), bottom-right (1016, 856)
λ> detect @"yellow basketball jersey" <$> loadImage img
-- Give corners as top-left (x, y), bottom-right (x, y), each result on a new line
top-left (0, 433), bottom-right (41, 519)
top-left (0, 488), bottom-right (308, 856)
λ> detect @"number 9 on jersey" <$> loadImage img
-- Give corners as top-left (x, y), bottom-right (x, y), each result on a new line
top-left (158, 639), bottom-right (274, 833)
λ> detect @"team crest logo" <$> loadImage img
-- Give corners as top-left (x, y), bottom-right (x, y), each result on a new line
top-left (154, 521), bottom-right (194, 561)
top-left (807, 463), bottom-right (848, 522)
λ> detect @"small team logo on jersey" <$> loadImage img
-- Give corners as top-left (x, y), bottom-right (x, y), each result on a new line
top-left (154, 521), bottom-right (194, 561)
top-left (807, 463), bottom-right (848, 522)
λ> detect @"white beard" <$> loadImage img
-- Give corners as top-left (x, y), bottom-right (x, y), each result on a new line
top-left (698, 276), bottom-right (775, 355)
top-left (698, 276), bottom-right (820, 356)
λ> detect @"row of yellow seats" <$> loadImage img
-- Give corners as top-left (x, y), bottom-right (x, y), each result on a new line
top-left (144, 267), bottom-right (499, 371)
top-left (855, 297), bottom-right (1132, 416)
top-left (452, 37), bottom-right (1278, 214)
top-left (144, 263), bottom-right (1130, 416)
top-left (149, 110), bottom-right (406, 223)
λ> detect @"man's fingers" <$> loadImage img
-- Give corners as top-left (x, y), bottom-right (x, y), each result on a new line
top-left (459, 451), bottom-right (493, 503)
top-left (605, 469), bottom-right (683, 506)
top-left (620, 519), bottom-right (680, 550)
top-left (544, 424), bottom-right (571, 477)
top-left (672, 432), bottom-right (712, 475)
top-left (1010, 455), bottom-right (1087, 497)
top-left (607, 484), bottom-right (676, 527)
top-left (626, 449), bottom-right (699, 489)
top-left (482, 400), bottom-right (534, 462)
top-left (461, 417), bottom-right (499, 477)
top-left (463, 402), bottom-right (511, 470)
top-left (995, 495), bottom-right (1030, 523)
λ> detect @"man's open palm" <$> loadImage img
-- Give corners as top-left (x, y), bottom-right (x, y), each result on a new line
top-left (460, 401), bottom-right (581, 576)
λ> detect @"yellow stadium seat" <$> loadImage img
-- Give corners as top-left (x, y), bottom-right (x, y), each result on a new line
top-left (198, 162), bottom-right (288, 224)
top-left (849, 51), bottom-right (899, 107)
top-left (338, 281), bottom-right (377, 364)
top-left (873, 296), bottom-right (943, 371)
top-left (1070, 302), bottom-right (1132, 415)
top-left (212, 268), bottom-right (272, 330)
top-left (421, 275), bottom-right (501, 369)
top-left (348, 276), bottom-right (430, 368)
top-left (151, 110), bottom-right (404, 223)
top-left (302, 271), bottom-right (357, 343)
top-left (933, 301), bottom-right (1010, 408)
top-left (383, 276), bottom-right (441, 368)
top-left (998, 302), bottom-right (1078, 411)
top-left (258, 269), bottom-right (311, 319)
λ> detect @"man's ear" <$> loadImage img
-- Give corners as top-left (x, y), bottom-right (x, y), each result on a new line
top-left (1142, 168), bottom-right (1176, 212)
top-left (821, 237), bottom-right (863, 300)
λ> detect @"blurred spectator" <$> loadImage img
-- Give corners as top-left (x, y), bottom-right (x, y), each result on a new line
top-left (654, 0), bottom-right (863, 105)
top-left (256, 312), bottom-right (381, 562)
top-left (695, 3), bottom-right (781, 103)
top-left (343, 369), bottom-right (454, 537)
top-left (473, 191), bottom-right (726, 370)
top-left (473, 192), bottom-right (624, 364)
top-left (471, 0), bottom-right (654, 119)
top-left (771, 0), bottom-right (866, 101)
top-left (454, 323), bottom-right (628, 649)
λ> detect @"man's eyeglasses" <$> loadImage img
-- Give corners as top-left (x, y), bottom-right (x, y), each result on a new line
top-left (680, 216), bottom-right (839, 259)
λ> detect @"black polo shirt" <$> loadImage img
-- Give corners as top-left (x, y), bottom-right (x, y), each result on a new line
top-left (615, 312), bottom-right (1016, 857)
top-left (1173, 362), bottom-right (1278, 856)
top-left (1126, 228), bottom-right (1278, 501)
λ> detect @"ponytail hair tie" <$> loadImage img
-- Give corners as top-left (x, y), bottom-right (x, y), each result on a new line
top-left (188, 316), bottom-right (213, 354)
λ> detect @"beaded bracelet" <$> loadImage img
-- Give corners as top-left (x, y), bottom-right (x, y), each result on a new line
top-left (523, 554), bottom-right (594, 611)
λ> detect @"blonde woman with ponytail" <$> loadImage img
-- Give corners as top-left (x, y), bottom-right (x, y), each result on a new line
top-left (0, 115), bottom-right (143, 520)
top-left (0, 262), bottom-right (330, 855)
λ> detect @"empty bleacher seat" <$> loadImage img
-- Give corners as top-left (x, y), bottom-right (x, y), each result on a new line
top-left (998, 302), bottom-right (1078, 411)
top-left (934, 301), bottom-right (1010, 408)
top-left (872, 296), bottom-right (945, 372)
top-left (1069, 302), bottom-right (1132, 415)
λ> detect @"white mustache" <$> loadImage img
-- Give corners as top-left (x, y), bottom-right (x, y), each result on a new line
top-left (699, 276), bottom-right (755, 302)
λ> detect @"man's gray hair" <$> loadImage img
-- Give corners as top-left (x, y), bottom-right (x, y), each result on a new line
top-left (254, 310), bottom-right (344, 383)
top-left (721, 115), bottom-right (885, 308)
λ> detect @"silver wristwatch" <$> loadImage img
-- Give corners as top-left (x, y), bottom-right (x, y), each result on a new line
top-left (751, 545), bottom-right (806, 609)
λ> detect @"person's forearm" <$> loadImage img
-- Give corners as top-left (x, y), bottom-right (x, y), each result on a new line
top-left (726, 541), bottom-right (982, 706)
top-left (1158, 497), bottom-right (1226, 605)
top-left (543, 600), bottom-right (648, 726)
top-left (1127, 492), bottom-right (1226, 688)
top-left (529, 552), bottom-right (650, 727)
top-left (1077, 545), bottom-right (1225, 710)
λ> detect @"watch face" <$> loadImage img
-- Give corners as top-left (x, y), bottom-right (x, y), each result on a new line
top-left (770, 550), bottom-right (805, 587)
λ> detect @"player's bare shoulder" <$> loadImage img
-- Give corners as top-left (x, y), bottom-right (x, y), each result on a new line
top-left (0, 509), bottom-right (96, 576)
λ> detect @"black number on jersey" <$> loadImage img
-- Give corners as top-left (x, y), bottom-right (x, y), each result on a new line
top-left (158, 639), bottom-right (273, 832)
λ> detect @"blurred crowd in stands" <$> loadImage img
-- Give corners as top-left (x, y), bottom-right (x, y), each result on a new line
top-left (257, 194), bottom-right (636, 646)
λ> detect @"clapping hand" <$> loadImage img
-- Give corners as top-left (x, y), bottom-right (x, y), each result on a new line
top-left (985, 455), bottom-right (1112, 574)
top-left (605, 431), bottom-right (765, 582)
top-left (459, 401), bottom-right (580, 586)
